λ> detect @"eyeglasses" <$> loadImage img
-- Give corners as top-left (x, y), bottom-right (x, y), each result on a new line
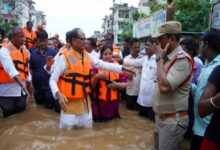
top-left (75, 38), bottom-right (86, 41)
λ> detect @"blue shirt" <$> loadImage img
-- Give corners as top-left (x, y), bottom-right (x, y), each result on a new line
top-left (30, 46), bottom-right (57, 90)
top-left (193, 55), bottom-right (220, 136)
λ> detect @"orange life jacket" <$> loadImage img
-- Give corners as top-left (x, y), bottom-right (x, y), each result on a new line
top-left (57, 49), bottom-right (92, 100)
top-left (95, 61), bottom-right (121, 101)
top-left (166, 53), bottom-right (194, 87)
top-left (112, 46), bottom-right (120, 57)
top-left (23, 27), bottom-right (36, 49)
top-left (0, 43), bottom-right (29, 83)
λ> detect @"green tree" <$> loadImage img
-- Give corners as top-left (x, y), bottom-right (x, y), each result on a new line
top-left (0, 17), bottom-right (19, 38)
top-left (121, 11), bottom-right (146, 41)
top-left (132, 11), bottom-right (146, 21)
top-left (173, 0), bottom-right (211, 32)
top-left (150, 3), bottom-right (165, 14)
top-left (150, 0), bottom-right (211, 32)
top-left (121, 23), bottom-right (133, 41)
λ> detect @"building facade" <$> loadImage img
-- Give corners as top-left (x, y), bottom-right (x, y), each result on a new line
top-left (110, 3), bottom-right (138, 45)
top-left (102, 14), bottom-right (113, 36)
top-left (91, 30), bottom-right (102, 41)
top-left (0, 0), bottom-right (46, 30)
top-left (138, 0), bottom-right (166, 15)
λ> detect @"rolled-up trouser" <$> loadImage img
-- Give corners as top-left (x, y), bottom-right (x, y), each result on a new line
top-left (154, 113), bottom-right (189, 150)
top-left (0, 93), bottom-right (27, 118)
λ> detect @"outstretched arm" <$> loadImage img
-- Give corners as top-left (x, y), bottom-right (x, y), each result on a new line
top-left (123, 56), bottom-right (146, 67)
top-left (107, 81), bottom-right (128, 90)
top-left (90, 54), bottom-right (136, 77)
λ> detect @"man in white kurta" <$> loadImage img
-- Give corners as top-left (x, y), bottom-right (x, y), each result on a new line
top-left (49, 28), bottom-right (135, 129)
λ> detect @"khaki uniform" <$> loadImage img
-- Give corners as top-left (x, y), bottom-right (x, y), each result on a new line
top-left (152, 46), bottom-right (192, 150)
top-left (153, 46), bottom-right (192, 114)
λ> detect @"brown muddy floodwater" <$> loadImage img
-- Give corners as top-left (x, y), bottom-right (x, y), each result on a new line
top-left (0, 98), bottom-right (189, 150)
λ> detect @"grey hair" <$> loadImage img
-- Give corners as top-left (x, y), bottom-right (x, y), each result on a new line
top-left (8, 26), bottom-right (22, 40)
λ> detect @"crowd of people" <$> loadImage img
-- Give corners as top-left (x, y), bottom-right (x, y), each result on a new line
top-left (0, 20), bottom-right (220, 150)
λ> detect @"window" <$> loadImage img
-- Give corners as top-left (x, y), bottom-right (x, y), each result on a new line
top-left (117, 34), bottom-right (122, 43)
top-left (118, 22), bottom-right (129, 30)
top-left (119, 10), bottom-right (129, 19)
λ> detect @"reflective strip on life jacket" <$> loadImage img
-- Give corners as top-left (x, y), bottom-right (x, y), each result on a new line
top-left (0, 43), bottom-right (29, 83)
top-left (57, 49), bottom-right (92, 101)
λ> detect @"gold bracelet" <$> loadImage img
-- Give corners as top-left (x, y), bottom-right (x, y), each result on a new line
top-left (210, 97), bottom-right (220, 109)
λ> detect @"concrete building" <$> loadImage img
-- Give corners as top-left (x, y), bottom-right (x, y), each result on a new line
top-left (0, 0), bottom-right (46, 30)
top-left (110, 3), bottom-right (138, 45)
top-left (91, 30), bottom-right (102, 41)
top-left (138, 0), bottom-right (166, 15)
top-left (102, 14), bottom-right (113, 36)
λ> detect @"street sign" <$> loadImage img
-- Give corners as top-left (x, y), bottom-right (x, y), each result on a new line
top-left (133, 10), bottom-right (166, 38)
top-left (210, 1), bottom-right (220, 29)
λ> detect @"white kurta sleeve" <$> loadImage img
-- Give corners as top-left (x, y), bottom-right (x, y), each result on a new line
top-left (89, 53), bottom-right (123, 73)
top-left (123, 56), bottom-right (146, 67)
top-left (0, 47), bottom-right (19, 78)
top-left (49, 55), bottom-right (66, 98)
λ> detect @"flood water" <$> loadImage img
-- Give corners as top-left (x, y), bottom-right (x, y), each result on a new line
top-left (0, 98), bottom-right (189, 150)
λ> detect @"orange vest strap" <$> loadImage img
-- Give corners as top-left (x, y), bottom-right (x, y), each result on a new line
top-left (60, 72), bottom-right (92, 95)
top-left (13, 60), bottom-right (29, 75)
top-left (166, 55), bottom-right (194, 87)
top-left (95, 79), bottom-right (121, 101)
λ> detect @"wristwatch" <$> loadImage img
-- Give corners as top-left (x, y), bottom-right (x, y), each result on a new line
top-left (156, 55), bottom-right (164, 62)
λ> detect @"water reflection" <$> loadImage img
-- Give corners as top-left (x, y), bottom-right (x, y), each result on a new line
top-left (0, 98), bottom-right (189, 150)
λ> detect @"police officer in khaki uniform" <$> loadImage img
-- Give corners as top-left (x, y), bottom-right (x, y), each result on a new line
top-left (152, 21), bottom-right (193, 150)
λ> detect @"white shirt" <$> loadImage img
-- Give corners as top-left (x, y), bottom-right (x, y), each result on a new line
top-left (90, 49), bottom-right (100, 59)
top-left (124, 54), bottom-right (142, 96)
top-left (49, 52), bottom-right (123, 98)
top-left (0, 43), bottom-right (31, 97)
top-left (124, 54), bottom-right (157, 107)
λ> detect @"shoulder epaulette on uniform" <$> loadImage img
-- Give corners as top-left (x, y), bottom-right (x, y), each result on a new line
top-left (176, 52), bottom-right (185, 59)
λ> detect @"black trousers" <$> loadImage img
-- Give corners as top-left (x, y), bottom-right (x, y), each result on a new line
top-left (138, 104), bottom-right (155, 121)
top-left (126, 94), bottom-right (138, 110)
top-left (0, 93), bottom-right (27, 118)
top-left (34, 89), bottom-right (60, 113)
top-left (185, 90), bottom-right (194, 139)
top-left (190, 134), bottom-right (203, 150)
